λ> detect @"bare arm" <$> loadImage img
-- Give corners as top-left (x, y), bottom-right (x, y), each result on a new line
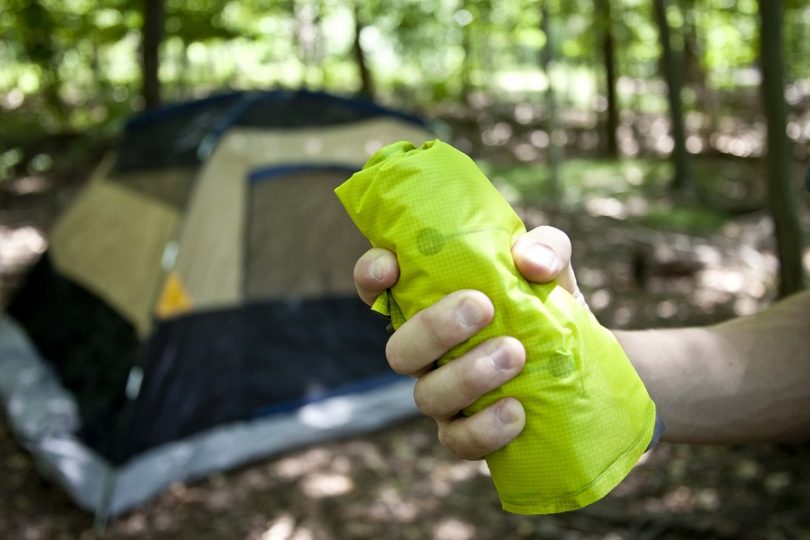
top-left (617, 290), bottom-right (810, 444)
top-left (354, 227), bottom-right (810, 460)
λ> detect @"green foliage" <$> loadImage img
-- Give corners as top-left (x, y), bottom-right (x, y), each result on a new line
top-left (478, 154), bottom-right (773, 235)
top-left (0, 0), bottom-right (808, 173)
top-left (166, 0), bottom-right (240, 42)
top-left (481, 157), bottom-right (668, 204)
top-left (698, 1), bottom-right (759, 84)
top-left (637, 206), bottom-right (728, 235)
top-left (1, 0), bottom-right (806, 109)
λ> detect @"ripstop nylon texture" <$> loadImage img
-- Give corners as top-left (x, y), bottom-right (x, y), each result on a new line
top-left (335, 140), bottom-right (657, 514)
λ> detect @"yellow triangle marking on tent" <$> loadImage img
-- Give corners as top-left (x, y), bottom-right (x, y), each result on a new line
top-left (155, 271), bottom-right (193, 319)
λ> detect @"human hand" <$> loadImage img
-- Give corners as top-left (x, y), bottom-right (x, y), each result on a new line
top-left (354, 226), bottom-right (583, 459)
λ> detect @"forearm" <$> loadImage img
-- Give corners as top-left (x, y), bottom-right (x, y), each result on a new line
top-left (614, 291), bottom-right (810, 444)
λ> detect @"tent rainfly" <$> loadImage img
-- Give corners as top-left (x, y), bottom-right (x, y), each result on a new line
top-left (0, 90), bottom-right (435, 519)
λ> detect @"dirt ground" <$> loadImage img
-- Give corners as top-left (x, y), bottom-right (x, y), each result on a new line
top-left (2, 137), bottom-right (810, 539)
top-left (2, 410), bottom-right (810, 540)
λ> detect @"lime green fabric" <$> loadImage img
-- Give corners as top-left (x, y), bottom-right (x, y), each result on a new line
top-left (335, 140), bottom-right (656, 514)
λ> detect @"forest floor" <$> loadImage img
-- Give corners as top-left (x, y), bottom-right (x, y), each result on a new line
top-left (1, 108), bottom-right (810, 539)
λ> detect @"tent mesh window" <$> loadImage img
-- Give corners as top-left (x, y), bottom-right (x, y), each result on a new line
top-left (245, 167), bottom-right (369, 300)
top-left (115, 92), bottom-right (245, 171)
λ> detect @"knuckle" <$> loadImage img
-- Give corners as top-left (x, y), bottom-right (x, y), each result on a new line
top-left (436, 423), bottom-right (451, 451)
top-left (414, 376), bottom-right (458, 420)
top-left (352, 256), bottom-right (365, 282)
top-left (440, 426), bottom-right (471, 460)
top-left (412, 379), bottom-right (436, 416)
top-left (463, 423), bottom-right (492, 457)
top-left (443, 420), bottom-right (490, 461)
top-left (456, 339), bottom-right (524, 400)
top-left (421, 307), bottom-right (465, 351)
top-left (352, 254), bottom-right (373, 286)
top-left (458, 357), bottom-right (489, 400)
top-left (352, 264), bottom-right (377, 306)
top-left (385, 337), bottom-right (409, 375)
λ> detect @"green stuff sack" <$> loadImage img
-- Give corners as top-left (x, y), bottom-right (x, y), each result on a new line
top-left (335, 140), bottom-right (657, 514)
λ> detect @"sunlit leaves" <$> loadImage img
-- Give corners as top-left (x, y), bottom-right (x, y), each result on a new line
top-left (0, 0), bottom-right (808, 125)
top-left (699, 1), bottom-right (759, 83)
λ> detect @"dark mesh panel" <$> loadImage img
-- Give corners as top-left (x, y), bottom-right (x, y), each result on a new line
top-left (115, 297), bottom-right (391, 463)
top-left (114, 92), bottom-right (245, 172)
top-left (112, 90), bottom-right (426, 172)
top-left (235, 90), bottom-right (427, 129)
top-left (6, 254), bottom-right (139, 458)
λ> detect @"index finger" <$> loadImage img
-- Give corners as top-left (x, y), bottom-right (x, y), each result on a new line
top-left (385, 290), bottom-right (494, 376)
top-left (353, 248), bottom-right (399, 306)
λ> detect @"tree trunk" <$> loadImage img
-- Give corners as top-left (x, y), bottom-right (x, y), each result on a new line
top-left (758, 0), bottom-right (805, 297)
top-left (540, 1), bottom-right (562, 205)
top-left (652, 0), bottom-right (694, 196)
top-left (289, 0), bottom-right (323, 89)
top-left (680, 0), bottom-right (714, 149)
top-left (178, 40), bottom-right (190, 99)
top-left (352, 2), bottom-right (375, 100)
top-left (15, 0), bottom-right (66, 122)
top-left (141, 0), bottom-right (164, 109)
top-left (460, 15), bottom-right (474, 105)
top-left (597, 0), bottom-right (619, 157)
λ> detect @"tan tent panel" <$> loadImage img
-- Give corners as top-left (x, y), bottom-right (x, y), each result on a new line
top-left (231, 116), bottom-right (435, 166)
top-left (167, 135), bottom-right (248, 310)
top-left (173, 117), bottom-right (433, 311)
top-left (50, 164), bottom-right (195, 335)
top-left (245, 169), bottom-right (371, 300)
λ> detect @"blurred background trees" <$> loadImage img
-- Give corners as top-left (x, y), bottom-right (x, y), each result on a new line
top-left (1, 0), bottom-right (809, 295)
top-left (3, 0), bottom-right (808, 138)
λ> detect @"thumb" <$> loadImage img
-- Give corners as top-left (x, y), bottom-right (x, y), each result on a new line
top-left (511, 226), bottom-right (585, 303)
top-left (511, 226), bottom-right (571, 282)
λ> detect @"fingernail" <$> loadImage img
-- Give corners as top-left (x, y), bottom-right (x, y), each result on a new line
top-left (370, 254), bottom-right (388, 283)
top-left (524, 243), bottom-right (557, 272)
top-left (496, 400), bottom-right (518, 425)
top-left (491, 345), bottom-right (514, 372)
top-left (457, 298), bottom-right (485, 328)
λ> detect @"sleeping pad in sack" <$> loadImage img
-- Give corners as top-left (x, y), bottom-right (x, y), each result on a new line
top-left (335, 139), bottom-right (658, 514)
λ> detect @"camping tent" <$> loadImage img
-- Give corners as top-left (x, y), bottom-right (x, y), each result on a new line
top-left (0, 90), bottom-right (434, 518)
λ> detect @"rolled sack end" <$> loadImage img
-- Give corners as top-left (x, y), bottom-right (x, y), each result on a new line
top-left (364, 139), bottom-right (438, 169)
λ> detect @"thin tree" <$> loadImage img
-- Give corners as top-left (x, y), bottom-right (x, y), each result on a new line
top-left (597, 0), bottom-right (619, 157)
top-left (12, 0), bottom-right (66, 120)
top-left (141, 0), bottom-right (164, 109)
top-left (540, 0), bottom-right (562, 205)
top-left (459, 8), bottom-right (475, 105)
top-left (758, 0), bottom-right (804, 296)
top-left (652, 0), bottom-right (694, 196)
top-left (351, 1), bottom-right (375, 100)
top-left (288, 0), bottom-right (324, 88)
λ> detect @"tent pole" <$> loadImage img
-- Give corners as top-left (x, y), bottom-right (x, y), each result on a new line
top-left (94, 467), bottom-right (116, 532)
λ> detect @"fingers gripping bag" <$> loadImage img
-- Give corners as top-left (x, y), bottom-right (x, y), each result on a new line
top-left (335, 140), bottom-right (659, 514)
